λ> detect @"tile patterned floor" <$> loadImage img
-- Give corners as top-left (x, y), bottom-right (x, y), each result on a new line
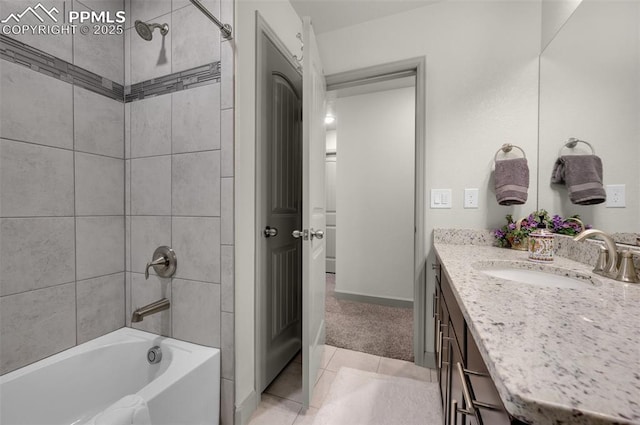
top-left (247, 345), bottom-right (438, 425)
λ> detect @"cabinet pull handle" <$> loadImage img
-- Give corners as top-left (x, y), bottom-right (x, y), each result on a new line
top-left (432, 263), bottom-right (441, 271)
top-left (438, 335), bottom-right (453, 368)
top-left (474, 401), bottom-right (501, 411)
top-left (450, 399), bottom-right (459, 425)
top-left (455, 362), bottom-right (502, 420)
top-left (437, 330), bottom-right (443, 368)
top-left (456, 362), bottom-right (477, 418)
top-left (432, 293), bottom-right (438, 318)
top-left (451, 398), bottom-right (478, 425)
top-left (463, 369), bottom-right (489, 378)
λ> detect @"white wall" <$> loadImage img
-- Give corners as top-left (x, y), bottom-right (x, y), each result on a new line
top-left (317, 0), bottom-right (541, 354)
top-left (335, 86), bottom-right (415, 301)
top-left (540, 0), bottom-right (583, 51)
top-left (234, 0), bottom-right (302, 416)
top-left (538, 0), bottom-right (639, 234)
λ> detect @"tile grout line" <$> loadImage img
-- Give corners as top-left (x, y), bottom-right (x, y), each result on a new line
top-left (0, 137), bottom-right (126, 160)
top-left (218, 80), bottom-right (223, 355)
top-left (71, 24), bottom-right (78, 346)
top-left (169, 37), bottom-right (174, 339)
top-left (122, 28), bottom-right (128, 329)
top-left (1, 279), bottom-right (77, 299)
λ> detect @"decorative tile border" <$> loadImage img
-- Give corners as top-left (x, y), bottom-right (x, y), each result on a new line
top-left (125, 62), bottom-right (220, 103)
top-left (0, 34), bottom-right (221, 103)
top-left (0, 34), bottom-right (124, 101)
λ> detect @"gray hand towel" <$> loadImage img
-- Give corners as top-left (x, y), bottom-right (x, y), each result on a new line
top-left (551, 155), bottom-right (606, 205)
top-left (494, 158), bottom-right (529, 205)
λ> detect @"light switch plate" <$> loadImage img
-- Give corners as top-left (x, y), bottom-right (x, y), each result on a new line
top-left (431, 189), bottom-right (452, 209)
top-left (464, 188), bottom-right (479, 208)
top-left (606, 184), bottom-right (625, 208)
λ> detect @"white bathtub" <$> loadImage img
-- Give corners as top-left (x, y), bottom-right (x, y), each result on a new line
top-left (0, 328), bottom-right (220, 425)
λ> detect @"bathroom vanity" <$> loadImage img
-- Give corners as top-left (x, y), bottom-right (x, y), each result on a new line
top-left (433, 241), bottom-right (640, 425)
top-left (434, 260), bottom-right (521, 425)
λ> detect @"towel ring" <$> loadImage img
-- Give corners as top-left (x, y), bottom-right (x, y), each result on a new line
top-left (559, 138), bottom-right (595, 155)
top-left (494, 143), bottom-right (526, 162)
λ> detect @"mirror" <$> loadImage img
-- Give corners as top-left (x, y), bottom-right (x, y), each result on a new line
top-left (538, 0), bottom-right (640, 244)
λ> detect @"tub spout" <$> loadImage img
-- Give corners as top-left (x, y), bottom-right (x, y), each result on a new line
top-left (131, 298), bottom-right (170, 323)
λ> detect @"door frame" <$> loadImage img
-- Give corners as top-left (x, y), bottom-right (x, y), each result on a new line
top-left (254, 12), bottom-right (303, 396)
top-left (325, 57), bottom-right (428, 366)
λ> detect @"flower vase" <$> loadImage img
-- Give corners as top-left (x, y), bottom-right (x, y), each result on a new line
top-left (507, 236), bottom-right (528, 251)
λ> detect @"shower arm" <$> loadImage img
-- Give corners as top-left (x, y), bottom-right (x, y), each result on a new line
top-left (189, 0), bottom-right (233, 39)
top-left (148, 22), bottom-right (169, 36)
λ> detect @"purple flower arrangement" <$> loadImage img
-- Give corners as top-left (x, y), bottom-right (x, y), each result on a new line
top-left (493, 209), bottom-right (589, 248)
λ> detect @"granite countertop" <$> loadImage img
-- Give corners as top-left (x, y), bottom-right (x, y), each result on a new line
top-left (433, 243), bottom-right (640, 425)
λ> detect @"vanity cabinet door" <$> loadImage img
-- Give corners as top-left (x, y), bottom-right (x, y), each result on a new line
top-left (466, 328), bottom-right (511, 425)
top-left (448, 338), bottom-right (465, 425)
top-left (436, 286), bottom-right (448, 388)
top-left (435, 259), bottom-right (529, 425)
top-left (438, 292), bottom-right (451, 420)
top-left (441, 272), bottom-right (464, 349)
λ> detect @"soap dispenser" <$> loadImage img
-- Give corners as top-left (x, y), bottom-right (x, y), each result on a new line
top-left (528, 216), bottom-right (554, 262)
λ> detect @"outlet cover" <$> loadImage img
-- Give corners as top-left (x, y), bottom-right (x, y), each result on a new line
top-left (606, 184), bottom-right (625, 208)
top-left (431, 189), bottom-right (452, 209)
top-left (464, 188), bottom-right (479, 209)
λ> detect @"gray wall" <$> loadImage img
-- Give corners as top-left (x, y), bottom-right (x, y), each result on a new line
top-left (0, 0), bottom-right (126, 375)
top-left (123, 1), bottom-right (235, 424)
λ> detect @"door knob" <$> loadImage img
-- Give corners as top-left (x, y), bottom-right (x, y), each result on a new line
top-left (310, 229), bottom-right (324, 240)
top-left (263, 226), bottom-right (278, 238)
top-left (292, 229), bottom-right (308, 240)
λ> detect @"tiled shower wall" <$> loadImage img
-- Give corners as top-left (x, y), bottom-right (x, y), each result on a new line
top-left (123, 1), bottom-right (235, 424)
top-left (0, 0), bottom-right (126, 375)
top-left (0, 0), bottom-right (234, 422)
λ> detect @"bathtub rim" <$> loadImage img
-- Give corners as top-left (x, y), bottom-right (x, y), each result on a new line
top-left (0, 327), bottom-right (220, 386)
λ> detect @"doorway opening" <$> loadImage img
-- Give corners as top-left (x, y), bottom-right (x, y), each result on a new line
top-left (325, 59), bottom-right (427, 367)
top-left (324, 74), bottom-right (416, 362)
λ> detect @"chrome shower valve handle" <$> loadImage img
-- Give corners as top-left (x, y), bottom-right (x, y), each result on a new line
top-left (145, 246), bottom-right (177, 280)
top-left (145, 256), bottom-right (168, 279)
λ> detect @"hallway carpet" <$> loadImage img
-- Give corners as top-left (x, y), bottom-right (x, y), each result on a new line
top-left (325, 274), bottom-right (414, 362)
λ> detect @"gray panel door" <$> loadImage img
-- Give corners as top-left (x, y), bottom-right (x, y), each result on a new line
top-left (259, 36), bottom-right (303, 392)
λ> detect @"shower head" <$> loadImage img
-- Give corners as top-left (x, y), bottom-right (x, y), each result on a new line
top-left (134, 20), bottom-right (169, 41)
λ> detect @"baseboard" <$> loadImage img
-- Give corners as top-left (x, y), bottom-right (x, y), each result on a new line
top-left (333, 290), bottom-right (413, 308)
top-left (235, 390), bottom-right (259, 425)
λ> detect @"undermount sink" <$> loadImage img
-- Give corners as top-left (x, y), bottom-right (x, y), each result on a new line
top-left (472, 261), bottom-right (600, 289)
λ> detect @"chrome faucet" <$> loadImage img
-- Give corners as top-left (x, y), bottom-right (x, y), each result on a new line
top-left (131, 298), bottom-right (170, 323)
top-left (573, 229), bottom-right (619, 278)
top-left (573, 229), bottom-right (639, 283)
